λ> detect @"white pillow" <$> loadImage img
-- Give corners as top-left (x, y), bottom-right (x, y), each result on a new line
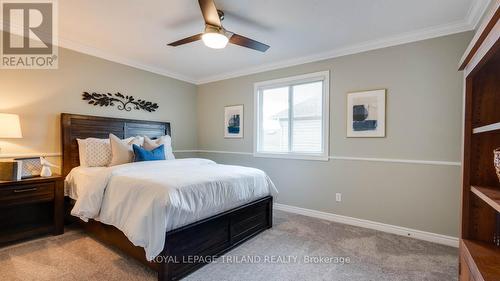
top-left (76, 138), bottom-right (88, 166)
top-left (77, 138), bottom-right (111, 167)
top-left (109, 133), bottom-right (144, 166)
top-left (143, 135), bottom-right (175, 160)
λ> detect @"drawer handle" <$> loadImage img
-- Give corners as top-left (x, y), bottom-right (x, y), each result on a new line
top-left (13, 188), bottom-right (38, 193)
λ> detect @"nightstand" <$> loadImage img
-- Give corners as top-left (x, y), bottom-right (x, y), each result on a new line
top-left (0, 175), bottom-right (64, 244)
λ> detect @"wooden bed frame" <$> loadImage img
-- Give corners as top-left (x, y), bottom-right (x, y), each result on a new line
top-left (61, 113), bottom-right (273, 281)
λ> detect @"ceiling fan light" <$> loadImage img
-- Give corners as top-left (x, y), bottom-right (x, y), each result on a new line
top-left (202, 32), bottom-right (228, 49)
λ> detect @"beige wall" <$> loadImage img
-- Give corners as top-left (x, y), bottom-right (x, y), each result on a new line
top-left (0, 33), bottom-right (198, 165)
top-left (0, 30), bottom-right (472, 237)
top-left (197, 32), bottom-right (473, 237)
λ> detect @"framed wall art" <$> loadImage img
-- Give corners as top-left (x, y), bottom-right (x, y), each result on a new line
top-left (224, 105), bottom-right (244, 138)
top-left (347, 89), bottom-right (386, 137)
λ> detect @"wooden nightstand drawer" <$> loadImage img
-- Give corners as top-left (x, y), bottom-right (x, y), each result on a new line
top-left (0, 183), bottom-right (55, 207)
top-left (0, 176), bottom-right (64, 244)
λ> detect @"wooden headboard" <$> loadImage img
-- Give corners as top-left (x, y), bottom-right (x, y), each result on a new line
top-left (61, 113), bottom-right (171, 176)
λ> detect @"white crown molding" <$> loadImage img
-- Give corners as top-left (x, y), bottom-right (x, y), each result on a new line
top-left (1, 0), bottom-right (491, 85)
top-left (274, 203), bottom-right (459, 247)
top-left (195, 0), bottom-right (490, 84)
top-left (465, 0), bottom-right (492, 29)
top-left (196, 20), bottom-right (474, 84)
top-left (0, 22), bottom-right (197, 84)
top-left (57, 37), bottom-right (198, 84)
top-left (463, 3), bottom-right (500, 74)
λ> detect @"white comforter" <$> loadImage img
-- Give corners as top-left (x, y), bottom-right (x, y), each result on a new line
top-left (66, 158), bottom-right (277, 261)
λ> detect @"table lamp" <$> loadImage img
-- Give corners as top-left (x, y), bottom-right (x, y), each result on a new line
top-left (0, 113), bottom-right (23, 153)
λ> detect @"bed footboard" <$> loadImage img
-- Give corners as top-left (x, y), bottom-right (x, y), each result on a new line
top-left (67, 196), bottom-right (273, 281)
top-left (159, 196), bottom-right (273, 281)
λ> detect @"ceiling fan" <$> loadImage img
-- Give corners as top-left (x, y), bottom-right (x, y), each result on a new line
top-left (167, 0), bottom-right (270, 52)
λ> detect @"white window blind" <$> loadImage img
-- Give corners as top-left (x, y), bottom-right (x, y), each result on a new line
top-left (254, 71), bottom-right (329, 161)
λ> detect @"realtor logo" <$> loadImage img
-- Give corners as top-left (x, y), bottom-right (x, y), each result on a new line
top-left (1, 0), bottom-right (58, 69)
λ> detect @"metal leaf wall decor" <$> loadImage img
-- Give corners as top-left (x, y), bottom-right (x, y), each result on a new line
top-left (82, 92), bottom-right (159, 112)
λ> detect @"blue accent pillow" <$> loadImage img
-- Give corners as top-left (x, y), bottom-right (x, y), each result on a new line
top-left (133, 144), bottom-right (166, 162)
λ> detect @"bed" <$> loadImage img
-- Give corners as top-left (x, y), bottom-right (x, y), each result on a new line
top-left (61, 113), bottom-right (274, 281)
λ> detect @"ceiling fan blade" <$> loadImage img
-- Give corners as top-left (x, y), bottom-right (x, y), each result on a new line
top-left (167, 34), bottom-right (203, 46)
top-left (229, 33), bottom-right (270, 52)
top-left (198, 0), bottom-right (221, 27)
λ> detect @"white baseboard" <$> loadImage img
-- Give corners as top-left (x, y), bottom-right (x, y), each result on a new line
top-left (274, 203), bottom-right (459, 248)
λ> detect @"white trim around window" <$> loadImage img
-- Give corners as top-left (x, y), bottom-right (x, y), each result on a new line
top-left (253, 71), bottom-right (330, 161)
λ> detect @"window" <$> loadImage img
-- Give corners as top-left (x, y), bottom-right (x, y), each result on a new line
top-left (254, 71), bottom-right (329, 160)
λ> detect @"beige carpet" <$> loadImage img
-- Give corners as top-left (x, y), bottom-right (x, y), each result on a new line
top-left (0, 211), bottom-right (458, 281)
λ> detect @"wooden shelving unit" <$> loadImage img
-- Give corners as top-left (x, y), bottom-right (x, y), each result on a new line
top-left (473, 122), bottom-right (500, 134)
top-left (459, 4), bottom-right (500, 281)
top-left (461, 239), bottom-right (500, 281)
top-left (471, 186), bottom-right (500, 213)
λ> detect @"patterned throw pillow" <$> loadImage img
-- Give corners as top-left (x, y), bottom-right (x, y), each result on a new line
top-left (76, 138), bottom-right (111, 167)
top-left (85, 139), bottom-right (112, 167)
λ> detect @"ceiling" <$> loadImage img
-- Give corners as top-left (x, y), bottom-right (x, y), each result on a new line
top-left (56, 0), bottom-right (489, 84)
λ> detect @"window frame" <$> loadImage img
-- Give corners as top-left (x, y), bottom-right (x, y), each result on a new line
top-left (253, 71), bottom-right (330, 161)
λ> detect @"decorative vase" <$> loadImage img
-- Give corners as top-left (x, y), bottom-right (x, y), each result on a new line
top-left (495, 148), bottom-right (500, 183)
top-left (40, 166), bottom-right (52, 177)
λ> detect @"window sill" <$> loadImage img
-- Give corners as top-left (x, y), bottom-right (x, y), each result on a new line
top-left (253, 152), bottom-right (329, 161)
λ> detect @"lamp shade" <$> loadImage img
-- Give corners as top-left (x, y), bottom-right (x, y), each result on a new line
top-left (0, 113), bottom-right (22, 138)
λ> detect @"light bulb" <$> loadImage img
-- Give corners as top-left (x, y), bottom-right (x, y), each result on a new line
top-left (202, 32), bottom-right (229, 49)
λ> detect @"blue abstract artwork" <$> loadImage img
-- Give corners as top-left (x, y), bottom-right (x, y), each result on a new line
top-left (352, 105), bottom-right (378, 131)
top-left (227, 114), bottom-right (240, 134)
top-left (225, 105), bottom-right (244, 138)
top-left (347, 89), bottom-right (386, 137)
